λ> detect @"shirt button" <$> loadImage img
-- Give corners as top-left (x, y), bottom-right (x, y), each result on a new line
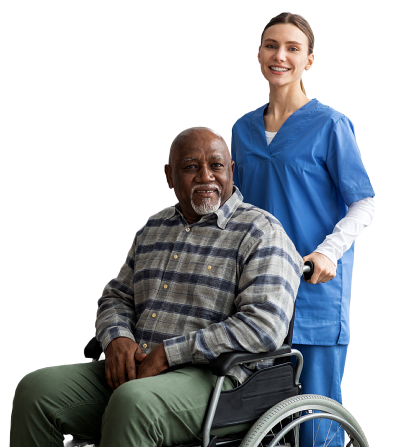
top-left (207, 265), bottom-right (212, 270)
top-left (186, 227), bottom-right (190, 232)
top-left (164, 284), bottom-right (168, 289)
top-left (173, 254), bottom-right (179, 259)
top-left (152, 313), bottom-right (157, 318)
top-left (142, 343), bottom-right (148, 348)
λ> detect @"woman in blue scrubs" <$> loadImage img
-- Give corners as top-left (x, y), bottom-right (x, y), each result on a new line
top-left (231, 12), bottom-right (374, 446)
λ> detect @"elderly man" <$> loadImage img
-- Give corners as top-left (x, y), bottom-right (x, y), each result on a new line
top-left (11, 127), bottom-right (303, 447)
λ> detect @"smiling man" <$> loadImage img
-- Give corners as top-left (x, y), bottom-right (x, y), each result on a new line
top-left (165, 128), bottom-right (234, 222)
top-left (11, 127), bottom-right (304, 447)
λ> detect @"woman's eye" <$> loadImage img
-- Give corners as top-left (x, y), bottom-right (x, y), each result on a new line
top-left (265, 44), bottom-right (299, 52)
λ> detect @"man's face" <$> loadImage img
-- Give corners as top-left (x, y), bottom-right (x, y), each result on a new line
top-left (165, 131), bottom-right (235, 224)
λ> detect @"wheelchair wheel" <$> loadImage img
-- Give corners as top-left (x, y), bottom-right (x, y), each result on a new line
top-left (239, 394), bottom-right (368, 447)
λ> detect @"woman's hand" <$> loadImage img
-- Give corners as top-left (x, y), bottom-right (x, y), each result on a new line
top-left (303, 252), bottom-right (336, 284)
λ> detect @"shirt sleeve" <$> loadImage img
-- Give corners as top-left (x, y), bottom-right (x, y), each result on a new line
top-left (163, 225), bottom-right (304, 366)
top-left (95, 237), bottom-right (138, 351)
top-left (315, 196), bottom-right (375, 265)
top-left (326, 116), bottom-right (375, 205)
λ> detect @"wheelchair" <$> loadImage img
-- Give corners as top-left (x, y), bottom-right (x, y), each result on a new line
top-left (65, 263), bottom-right (368, 447)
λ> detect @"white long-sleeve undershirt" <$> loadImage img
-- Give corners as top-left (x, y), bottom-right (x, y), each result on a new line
top-left (314, 196), bottom-right (375, 266)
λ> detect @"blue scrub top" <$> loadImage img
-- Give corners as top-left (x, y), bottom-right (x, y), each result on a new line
top-left (231, 99), bottom-right (374, 345)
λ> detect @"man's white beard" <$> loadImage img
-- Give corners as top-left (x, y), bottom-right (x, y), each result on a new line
top-left (190, 184), bottom-right (221, 215)
top-left (191, 196), bottom-right (221, 215)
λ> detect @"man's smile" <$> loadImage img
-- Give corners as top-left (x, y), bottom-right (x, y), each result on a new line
top-left (192, 184), bottom-right (221, 199)
top-left (194, 190), bottom-right (217, 197)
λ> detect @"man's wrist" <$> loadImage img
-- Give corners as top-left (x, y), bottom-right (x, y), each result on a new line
top-left (99, 329), bottom-right (136, 353)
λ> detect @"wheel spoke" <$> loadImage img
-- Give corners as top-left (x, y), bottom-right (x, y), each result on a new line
top-left (324, 423), bottom-right (342, 446)
top-left (324, 421), bottom-right (336, 447)
top-left (313, 417), bottom-right (322, 446)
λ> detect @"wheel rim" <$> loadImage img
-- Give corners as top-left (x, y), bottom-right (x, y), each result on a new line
top-left (265, 411), bottom-right (366, 447)
top-left (240, 395), bottom-right (368, 447)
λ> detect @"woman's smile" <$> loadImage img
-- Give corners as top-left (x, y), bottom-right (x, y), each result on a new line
top-left (269, 65), bottom-right (291, 74)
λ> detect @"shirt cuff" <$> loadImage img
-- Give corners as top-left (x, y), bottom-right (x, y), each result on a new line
top-left (99, 327), bottom-right (136, 352)
top-left (163, 335), bottom-right (192, 367)
top-left (313, 248), bottom-right (338, 267)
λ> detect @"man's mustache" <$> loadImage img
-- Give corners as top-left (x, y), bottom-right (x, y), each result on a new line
top-left (191, 184), bottom-right (221, 194)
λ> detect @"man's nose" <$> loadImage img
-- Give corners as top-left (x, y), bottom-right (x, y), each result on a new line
top-left (197, 165), bottom-right (215, 182)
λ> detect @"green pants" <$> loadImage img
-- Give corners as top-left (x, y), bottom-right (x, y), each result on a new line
top-left (11, 360), bottom-right (249, 446)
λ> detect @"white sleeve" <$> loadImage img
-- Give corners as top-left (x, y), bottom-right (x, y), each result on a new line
top-left (314, 197), bottom-right (375, 266)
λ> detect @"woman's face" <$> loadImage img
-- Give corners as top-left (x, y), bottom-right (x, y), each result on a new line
top-left (258, 23), bottom-right (314, 89)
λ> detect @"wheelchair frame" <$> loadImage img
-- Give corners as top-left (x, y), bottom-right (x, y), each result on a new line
top-left (66, 344), bottom-right (368, 447)
top-left (66, 263), bottom-right (368, 447)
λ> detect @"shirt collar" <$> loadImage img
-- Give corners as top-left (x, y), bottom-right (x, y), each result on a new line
top-left (166, 186), bottom-right (244, 230)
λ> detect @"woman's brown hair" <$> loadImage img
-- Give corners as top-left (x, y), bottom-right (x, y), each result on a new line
top-left (261, 12), bottom-right (314, 95)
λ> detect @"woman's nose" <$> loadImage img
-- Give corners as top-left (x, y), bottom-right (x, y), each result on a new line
top-left (274, 47), bottom-right (286, 62)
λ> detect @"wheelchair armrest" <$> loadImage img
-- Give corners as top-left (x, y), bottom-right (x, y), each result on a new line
top-left (82, 337), bottom-right (293, 376)
top-left (210, 344), bottom-right (292, 376)
top-left (84, 337), bottom-right (103, 360)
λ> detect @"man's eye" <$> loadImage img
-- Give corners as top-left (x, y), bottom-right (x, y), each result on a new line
top-left (184, 165), bottom-right (197, 170)
top-left (212, 163), bottom-right (223, 168)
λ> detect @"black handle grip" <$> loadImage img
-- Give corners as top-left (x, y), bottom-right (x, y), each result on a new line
top-left (303, 261), bottom-right (314, 281)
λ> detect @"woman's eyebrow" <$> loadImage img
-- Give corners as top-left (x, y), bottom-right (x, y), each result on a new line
top-left (264, 38), bottom-right (303, 45)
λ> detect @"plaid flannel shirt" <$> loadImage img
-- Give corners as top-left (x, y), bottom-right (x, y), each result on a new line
top-left (96, 188), bottom-right (304, 383)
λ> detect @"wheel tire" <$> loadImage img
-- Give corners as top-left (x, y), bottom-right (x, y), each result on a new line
top-left (239, 394), bottom-right (368, 447)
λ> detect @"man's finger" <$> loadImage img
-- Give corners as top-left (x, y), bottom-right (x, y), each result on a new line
top-left (125, 356), bottom-right (137, 381)
top-left (115, 362), bottom-right (128, 387)
top-left (105, 365), bottom-right (115, 390)
top-left (134, 346), bottom-right (147, 363)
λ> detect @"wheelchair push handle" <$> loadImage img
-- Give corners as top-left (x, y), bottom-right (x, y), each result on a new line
top-left (303, 261), bottom-right (314, 281)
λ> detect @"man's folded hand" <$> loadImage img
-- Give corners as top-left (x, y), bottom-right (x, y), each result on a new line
top-left (104, 337), bottom-right (146, 390)
top-left (137, 344), bottom-right (169, 379)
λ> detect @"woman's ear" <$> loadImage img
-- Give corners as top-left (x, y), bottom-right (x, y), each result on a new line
top-left (305, 53), bottom-right (314, 71)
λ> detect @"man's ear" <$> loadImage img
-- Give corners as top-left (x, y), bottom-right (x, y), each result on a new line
top-left (165, 164), bottom-right (174, 189)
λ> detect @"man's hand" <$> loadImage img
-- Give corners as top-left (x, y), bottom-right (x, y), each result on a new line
top-left (137, 343), bottom-right (169, 379)
top-left (303, 252), bottom-right (336, 284)
top-left (105, 337), bottom-right (146, 390)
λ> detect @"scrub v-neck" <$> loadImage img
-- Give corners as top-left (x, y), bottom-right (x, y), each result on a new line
top-left (252, 98), bottom-right (319, 156)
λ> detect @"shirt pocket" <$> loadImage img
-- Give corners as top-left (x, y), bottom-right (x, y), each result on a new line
top-left (169, 255), bottom-right (238, 316)
top-left (133, 251), bottom-right (171, 305)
